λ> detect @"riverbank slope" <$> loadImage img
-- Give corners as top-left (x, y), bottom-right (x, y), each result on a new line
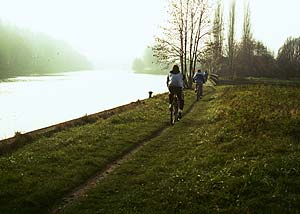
top-left (0, 84), bottom-right (300, 213)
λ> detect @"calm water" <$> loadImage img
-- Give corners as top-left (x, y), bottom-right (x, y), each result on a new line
top-left (0, 70), bottom-right (167, 140)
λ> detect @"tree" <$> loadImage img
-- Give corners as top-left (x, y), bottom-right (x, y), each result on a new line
top-left (132, 47), bottom-right (166, 74)
top-left (153, 0), bottom-right (212, 88)
top-left (238, 1), bottom-right (253, 77)
top-left (0, 21), bottom-right (92, 78)
top-left (227, 0), bottom-right (236, 79)
top-left (132, 58), bottom-right (145, 72)
top-left (202, 0), bottom-right (224, 74)
top-left (277, 37), bottom-right (300, 78)
top-left (252, 40), bottom-right (279, 77)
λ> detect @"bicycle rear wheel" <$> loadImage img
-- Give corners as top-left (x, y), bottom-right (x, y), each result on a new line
top-left (170, 97), bottom-right (178, 125)
top-left (196, 84), bottom-right (201, 101)
top-left (197, 87), bottom-right (200, 101)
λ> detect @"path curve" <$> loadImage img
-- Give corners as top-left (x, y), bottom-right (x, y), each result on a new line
top-left (51, 98), bottom-right (197, 214)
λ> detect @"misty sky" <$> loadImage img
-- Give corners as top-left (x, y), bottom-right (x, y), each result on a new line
top-left (0, 0), bottom-right (299, 67)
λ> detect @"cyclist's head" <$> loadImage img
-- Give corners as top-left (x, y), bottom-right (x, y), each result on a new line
top-left (172, 65), bottom-right (180, 72)
top-left (198, 69), bottom-right (202, 73)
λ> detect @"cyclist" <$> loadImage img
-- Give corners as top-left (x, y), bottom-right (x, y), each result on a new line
top-left (193, 69), bottom-right (205, 98)
top-left (204, 70), bottom-right (208, 83)
top-left (167, 65), bottom-right (185, 119)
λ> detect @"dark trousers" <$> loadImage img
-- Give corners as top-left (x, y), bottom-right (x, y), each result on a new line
top-left (168, 86), bottom-right (184, 110)
top-left (196, 83), bottom-right (203, 96)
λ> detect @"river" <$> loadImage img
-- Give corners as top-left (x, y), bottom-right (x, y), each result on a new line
top-left (0, 70), bottom-right (167, 140)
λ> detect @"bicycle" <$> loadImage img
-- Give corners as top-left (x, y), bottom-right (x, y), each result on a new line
top-left (195, 83), bottom-right (203, 101)
top-left (170, 94), bottom-right (180, 125)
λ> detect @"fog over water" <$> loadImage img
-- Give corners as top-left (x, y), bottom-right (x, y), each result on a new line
top-left (0, 70), bottom-right (167, 140)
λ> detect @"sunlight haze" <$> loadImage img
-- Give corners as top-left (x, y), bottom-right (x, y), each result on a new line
top-left (0, 0), bottom-right (167, 68)
top-left (0, 0), bottom-right (299, 66)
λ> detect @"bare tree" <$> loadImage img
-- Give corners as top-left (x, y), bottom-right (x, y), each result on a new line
top-left (153, 0), bottom-right (212, 88)
top-left (277, 37), bottom-right (300, 77)
top-left (239, 0), bottom-right (253, 76)
top-left (213, 0), bottom-right (224, 72)
top-left (203, 0), bottom-right (224, 74)
top-left (227, 0), bottom-right (236, 79)
top-left (242, 1), bottom-right (252, 52)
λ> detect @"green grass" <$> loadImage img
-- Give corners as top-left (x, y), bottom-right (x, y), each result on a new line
top-left (1, 84), bottom-right (299, 213)
top-left (0, 92), bottom-right (195, 214)
top-left (63, 85), bottom-right (300, 213)
top-left (219, 77), bottom-right (300, 86)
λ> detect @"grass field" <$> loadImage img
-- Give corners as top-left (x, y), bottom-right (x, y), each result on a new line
top-left (0, 84), bottom-right (299, 213)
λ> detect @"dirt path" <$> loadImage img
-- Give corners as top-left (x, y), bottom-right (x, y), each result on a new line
top-left (50, 100), bottom-right (197, 214)
top-left (50, 128), bottom-right (166, 214)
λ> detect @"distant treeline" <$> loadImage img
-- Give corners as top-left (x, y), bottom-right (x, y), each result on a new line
top-left (208, 36), bottom-right (300, 79)
top-left (0, 21), bottom-right (92, 78)
top-left (133, 36), bottom-right (300, 79)
top-left (197, 1), bottom-right (300, 80)
top-left (277, 37), bottom-right (300, 78)
top-left (132, 47), bottom-right (167, 75)
top-left (136, 0), bottom-right (300, 81)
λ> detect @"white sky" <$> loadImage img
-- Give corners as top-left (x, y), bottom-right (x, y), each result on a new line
top-left (0, 0), bottom-right (167, 67)
top-left (0, 0), bottom-right (299, 66)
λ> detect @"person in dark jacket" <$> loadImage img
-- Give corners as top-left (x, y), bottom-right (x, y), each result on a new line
top-left (193, 69), bottom-right (205, 97)
top-left (166, 65), bottom-right (185, 119)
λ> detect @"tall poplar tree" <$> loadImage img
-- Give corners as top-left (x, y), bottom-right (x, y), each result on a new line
top-left (240, 1), bottom-right (253, 76)
top-left (227, 0), bottom-right (236, 79)
top-left (211, 0), bottom-right (224, 74)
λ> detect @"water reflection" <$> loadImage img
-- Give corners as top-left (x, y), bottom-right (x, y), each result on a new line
top-left (0, 70), bottom-right (167, 139)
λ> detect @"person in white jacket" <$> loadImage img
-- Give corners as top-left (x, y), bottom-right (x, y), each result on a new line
top-left (166, 65), bottom-right (185, 119)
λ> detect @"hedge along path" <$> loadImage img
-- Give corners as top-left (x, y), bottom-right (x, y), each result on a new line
top-left (50, 89), bottom-right (202, 214)
top-left (0, 90), bottom-right (196, 214)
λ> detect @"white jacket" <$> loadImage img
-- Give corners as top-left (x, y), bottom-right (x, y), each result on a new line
top-left (167, 72), bottom-right (184, 88)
